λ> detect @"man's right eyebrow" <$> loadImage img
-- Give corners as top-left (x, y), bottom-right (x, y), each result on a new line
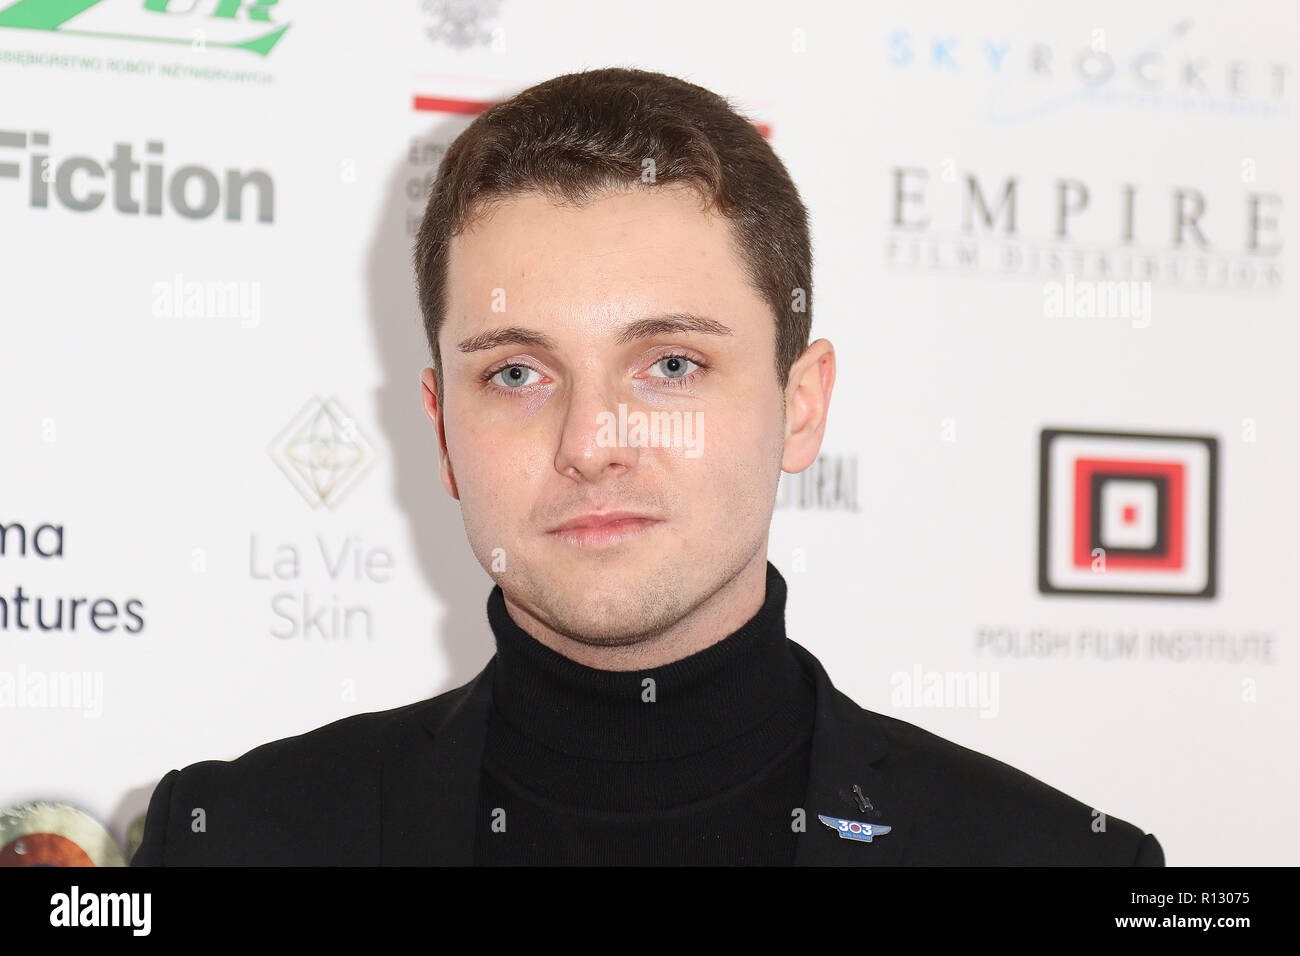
top-left (456, 327), bottom-right (560, 354)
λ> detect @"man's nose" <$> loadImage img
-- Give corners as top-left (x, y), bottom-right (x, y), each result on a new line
top-left (553, 375), bottom-right (641, 482)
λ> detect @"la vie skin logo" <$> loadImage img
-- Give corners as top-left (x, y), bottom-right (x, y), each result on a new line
top-left (0, 0), bottom-right (291, 56)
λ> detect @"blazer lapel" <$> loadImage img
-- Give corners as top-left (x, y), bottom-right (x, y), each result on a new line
top-left (790, 641), bottom-right (910, 866)
top-left (379, 657), bottom-right (496, 865)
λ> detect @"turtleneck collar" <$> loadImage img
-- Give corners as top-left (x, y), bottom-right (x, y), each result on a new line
top-left (484, 560), bottom-right (812, 764)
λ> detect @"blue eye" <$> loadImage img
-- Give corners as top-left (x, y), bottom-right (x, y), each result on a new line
top-left (491, 364), bottom-right (541, 388)
top-left (647, 355), bottom-right (700, 379)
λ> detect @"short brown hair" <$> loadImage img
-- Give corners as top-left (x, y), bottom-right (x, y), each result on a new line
top-left (413, 67), bottom-right (812, 405)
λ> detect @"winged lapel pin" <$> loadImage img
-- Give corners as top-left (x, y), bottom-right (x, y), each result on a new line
top-left (818, 814), bottom-right (892, 843)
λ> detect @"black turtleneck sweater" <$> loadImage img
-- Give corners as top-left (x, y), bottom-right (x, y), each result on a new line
top-left (472, 561), bottom-right (817, 866)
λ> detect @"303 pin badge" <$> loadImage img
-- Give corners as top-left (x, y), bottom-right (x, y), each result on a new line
top-left (818, 814), bottom-right (892, 843)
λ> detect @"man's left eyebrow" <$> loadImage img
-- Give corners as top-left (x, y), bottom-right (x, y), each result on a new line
top-left (614, 312), bottom-right (734, 344)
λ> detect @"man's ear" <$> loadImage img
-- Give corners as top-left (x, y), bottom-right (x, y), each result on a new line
top-left (781, 339), bottom-right (836, 474)
top-left (420, 366), bottom-right (459, 500)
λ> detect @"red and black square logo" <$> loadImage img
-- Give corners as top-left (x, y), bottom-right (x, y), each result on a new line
top-left (1038, 428), bottom-right (1218, 598)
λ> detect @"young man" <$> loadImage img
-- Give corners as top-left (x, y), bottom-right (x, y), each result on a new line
top-left (133, 68), bottom-right (1163, 866)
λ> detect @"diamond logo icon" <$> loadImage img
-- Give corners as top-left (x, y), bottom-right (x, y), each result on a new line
top-left (268, 396), bottom-right (378, 509)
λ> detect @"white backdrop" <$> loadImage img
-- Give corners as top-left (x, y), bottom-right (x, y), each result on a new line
top-left (1, 0), bottom-right (1295, 866)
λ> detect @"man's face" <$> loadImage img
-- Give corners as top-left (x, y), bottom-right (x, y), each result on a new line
top-left (430, 183), bottom-right (788, 647)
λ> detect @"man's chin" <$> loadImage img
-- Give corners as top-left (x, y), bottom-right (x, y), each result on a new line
top-left (525, 560), bottom-right (690, 646)
top-left (539, 558), bottom-right (655, 605)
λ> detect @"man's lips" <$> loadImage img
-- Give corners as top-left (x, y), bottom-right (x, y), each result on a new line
top-left (546, 511), bottom-right (663, 549)
top-left (547, 511), bottom-right (658, 533)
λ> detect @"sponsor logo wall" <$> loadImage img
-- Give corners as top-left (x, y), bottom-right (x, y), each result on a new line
top-left (1, 0), bottom-right (1294, 865)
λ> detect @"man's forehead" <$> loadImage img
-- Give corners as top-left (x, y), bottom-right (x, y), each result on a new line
top-left (443, 185), bottom-right (763, 344)
top-left (448, 184), bottom-right (736, 278)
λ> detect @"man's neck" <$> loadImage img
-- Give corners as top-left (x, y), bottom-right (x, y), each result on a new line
top-left (499, 549), bottom-right (771, 671)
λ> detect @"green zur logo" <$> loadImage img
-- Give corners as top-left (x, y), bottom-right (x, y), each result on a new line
top-left (0, 0), bottom-right (289, 56)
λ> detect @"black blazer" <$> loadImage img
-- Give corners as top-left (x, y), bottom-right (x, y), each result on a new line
top-left (131, 640), bottom-right (1164, 866)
